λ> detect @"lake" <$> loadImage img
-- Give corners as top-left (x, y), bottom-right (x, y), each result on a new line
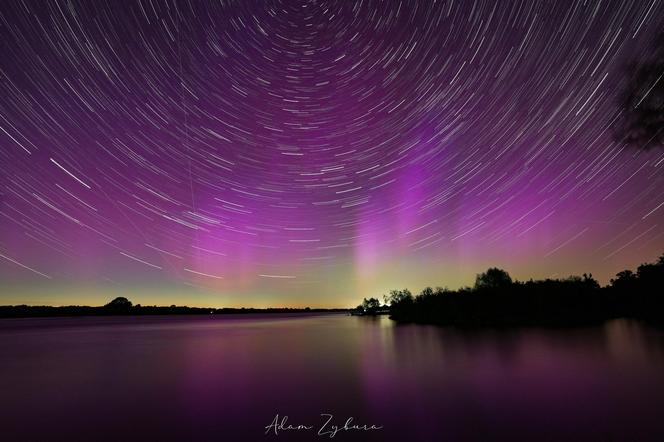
top-left (1, 314), bottom-right (664, 441)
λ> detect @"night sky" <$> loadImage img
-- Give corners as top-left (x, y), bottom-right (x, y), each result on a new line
top-left (1, 0), bottom-right (663, 308)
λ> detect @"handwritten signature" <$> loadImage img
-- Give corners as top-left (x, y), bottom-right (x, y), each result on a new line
top-left (265, 413), bottom-right (383, 438)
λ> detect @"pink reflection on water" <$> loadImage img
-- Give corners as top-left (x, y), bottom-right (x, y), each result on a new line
top-left (1, 315), bottom-right (664, 441)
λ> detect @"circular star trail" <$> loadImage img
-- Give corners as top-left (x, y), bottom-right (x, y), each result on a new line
top-left (1, 0), bottom-right (663, 306)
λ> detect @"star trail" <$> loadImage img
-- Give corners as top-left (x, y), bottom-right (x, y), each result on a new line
top-left (1, 0), bottom-right (663, 307)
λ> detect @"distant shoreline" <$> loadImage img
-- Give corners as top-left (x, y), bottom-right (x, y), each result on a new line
top-left (0, 305), bottom-right (350, 319)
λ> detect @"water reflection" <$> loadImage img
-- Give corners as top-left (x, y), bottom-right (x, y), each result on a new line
top-left (1, 315), bottom-right (663, 441)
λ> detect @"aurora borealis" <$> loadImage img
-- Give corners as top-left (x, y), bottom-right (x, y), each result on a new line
top-left (1, 0), bottom-right (663, 308)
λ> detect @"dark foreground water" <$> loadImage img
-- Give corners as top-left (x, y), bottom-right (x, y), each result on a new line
top-left (1, 314), bottom-right (664, 441)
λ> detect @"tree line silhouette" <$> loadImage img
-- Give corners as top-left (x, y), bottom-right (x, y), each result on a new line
top-left (3, 254), bottom-right (662, 324)
top-left (358, 254), bottom-right (664, 327)
top-left (0, 296), bottom-right (345, 318)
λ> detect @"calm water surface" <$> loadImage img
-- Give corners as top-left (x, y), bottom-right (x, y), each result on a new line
top-left (1, 314), bottom-right (664, 441)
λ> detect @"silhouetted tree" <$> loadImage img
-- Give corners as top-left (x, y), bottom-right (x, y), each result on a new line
top-left (104, 297), bottom-right (133, 310)
top-left (607, 253), bottom-right (664, 321)
top-left (383, 289), bottom-right (413, 306)
top-left (361, 297), bottom-right (381, 314)
top-left (474, 268), bottom-right (512, 290)
top-left (611, 270), bottom-right (636, 286)
top-left (582, 273), bottom-right (601, 290)
top-left (419, 287), bottom-right (435, 298)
